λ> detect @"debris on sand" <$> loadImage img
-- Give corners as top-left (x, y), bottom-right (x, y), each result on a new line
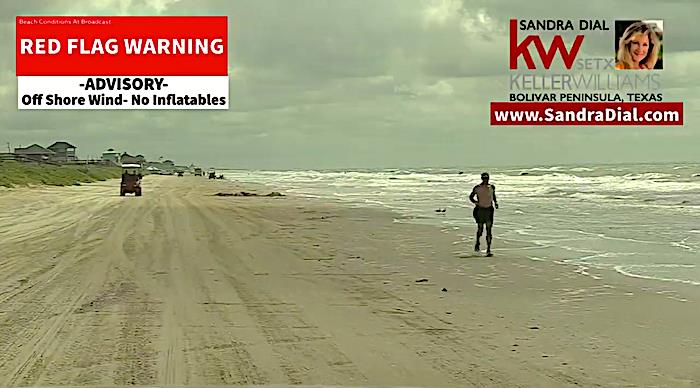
top-left (213, 191), bottom-right (285, 197)
top-left (307, 215), bottom-right (336, 221)
top-left (415, 278), bottom-right (429, 283)
top-left (441, 288), bottom-right (448, 292)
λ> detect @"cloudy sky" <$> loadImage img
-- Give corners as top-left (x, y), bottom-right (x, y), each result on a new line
top-left (1, 0), bottom-right (698, 169)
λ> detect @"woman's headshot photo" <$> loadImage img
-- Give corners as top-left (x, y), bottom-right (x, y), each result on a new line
top-left (615, 20), bottom-right (663, 70)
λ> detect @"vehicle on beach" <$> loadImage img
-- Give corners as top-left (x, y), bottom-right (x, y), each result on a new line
top-left (208, 170), bottom-right (216, 179)
top-left (177, 171), bottom-right (184, 177)
top-left (120, 163), bottom-right (143, 196)
top-left (194, 167), bottom-right (203, 176)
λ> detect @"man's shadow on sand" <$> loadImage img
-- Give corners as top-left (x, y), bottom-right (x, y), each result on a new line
top-left (457, 253), bottom-right (492, 259)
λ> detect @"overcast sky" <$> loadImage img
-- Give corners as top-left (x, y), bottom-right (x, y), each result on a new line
top-left (1, 0), bottom-right (698, 169)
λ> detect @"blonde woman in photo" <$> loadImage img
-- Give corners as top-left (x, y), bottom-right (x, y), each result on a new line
top-left (615, 21), bottom-right (661, 70)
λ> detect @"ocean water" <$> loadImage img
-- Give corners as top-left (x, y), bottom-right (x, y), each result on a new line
top-left (221, 163), bottom-right (700, 285)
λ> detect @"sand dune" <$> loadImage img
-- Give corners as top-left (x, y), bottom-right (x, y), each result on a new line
top-left (0, 176), bottom-right (698, 387)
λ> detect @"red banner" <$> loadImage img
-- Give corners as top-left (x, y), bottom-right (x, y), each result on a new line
top-left (16, 16), bottom-right (228, 76)
top-left (490, 102), bottom-right (683, 125)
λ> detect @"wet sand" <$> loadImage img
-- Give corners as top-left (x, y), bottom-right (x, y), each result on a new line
top-left (0, 175), bottom-right (698, 387)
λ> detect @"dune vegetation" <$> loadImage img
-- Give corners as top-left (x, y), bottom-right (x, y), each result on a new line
top-left (0, 161), bottom-right (121, 188)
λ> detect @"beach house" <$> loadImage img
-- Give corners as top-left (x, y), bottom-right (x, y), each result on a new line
top-left (121, 152), bottom-right (146, 165)
top-left (101, 148), bottom-right (121, 166)
top-left (13, 144), bottom-right (55, 162)
top-left (47, 141), bottom-right (77, 162)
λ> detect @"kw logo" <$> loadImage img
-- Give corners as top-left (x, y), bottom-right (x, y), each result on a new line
top-left (509, 19), bottom-right (584, 70)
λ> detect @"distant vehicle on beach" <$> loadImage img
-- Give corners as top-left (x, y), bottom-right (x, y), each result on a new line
top-left (120, 163), bottom-right (142, 197)
top-left (193, 167), bottom-right (203, 176)
top-left (208, 171), bottom-right (216, 179)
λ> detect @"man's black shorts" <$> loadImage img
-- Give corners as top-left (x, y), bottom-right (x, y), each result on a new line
top-left (473, 206), bottom-right (494, 224)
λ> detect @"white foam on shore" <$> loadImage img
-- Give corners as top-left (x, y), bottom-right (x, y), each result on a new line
top-left (613, 265), bottom-right (700, 286)
top-left (573, 265), bottom-right (603, 280)
top-left (220, 164), bottom-right (700, 285)
top-left (671, 241), bottom-right (697, 252)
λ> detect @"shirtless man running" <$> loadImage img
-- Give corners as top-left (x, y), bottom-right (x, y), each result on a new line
top-left (469, 172), bottom-right (499, 256)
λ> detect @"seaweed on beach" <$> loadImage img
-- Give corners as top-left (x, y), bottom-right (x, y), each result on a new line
top-left (213, 191), bottom-right (285, 197)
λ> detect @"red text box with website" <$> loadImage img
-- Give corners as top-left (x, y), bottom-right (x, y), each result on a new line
top-left (490, 102), bottom-right (683, 126)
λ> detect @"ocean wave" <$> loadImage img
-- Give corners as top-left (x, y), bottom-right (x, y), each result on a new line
top-left (540, 187), bottom-right (569, 195)
top-left (526, 166), bottom-right (565, 172)
top-left (622, 172), bottom-right (677, 180)
top-left (569, 193), bottom-right (610, 201)
top-left (614, 264), bottom-right (700, 286)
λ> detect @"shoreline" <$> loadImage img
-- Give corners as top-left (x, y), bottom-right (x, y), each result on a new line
top-left (0, 176), bottom-right (698, 386)
top-left (221, 165), bottom-right (700, 290)
top-left (224, 172), bottom-right (700, 296)
top-left (194, 175), bottom-right (700, 384)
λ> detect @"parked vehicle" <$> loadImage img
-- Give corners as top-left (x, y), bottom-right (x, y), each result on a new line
top-left (120, 163), bottom-right (142, 196)
top-left (194, 167), bottom-right (203, 176)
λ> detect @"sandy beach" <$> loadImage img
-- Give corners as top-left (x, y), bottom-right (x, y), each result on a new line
top-left (0, 175), bottom-right (698, 387)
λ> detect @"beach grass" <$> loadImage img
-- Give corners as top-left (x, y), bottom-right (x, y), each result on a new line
top-left (0, 161), bottom-right (121, 188)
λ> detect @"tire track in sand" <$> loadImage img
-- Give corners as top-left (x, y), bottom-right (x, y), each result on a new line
top-left (155, 185), bottom-right (270, 385)
top-left (0, 196), bottom-right (124, 386)
top-left (186, 196), bottom-right (367, 385)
